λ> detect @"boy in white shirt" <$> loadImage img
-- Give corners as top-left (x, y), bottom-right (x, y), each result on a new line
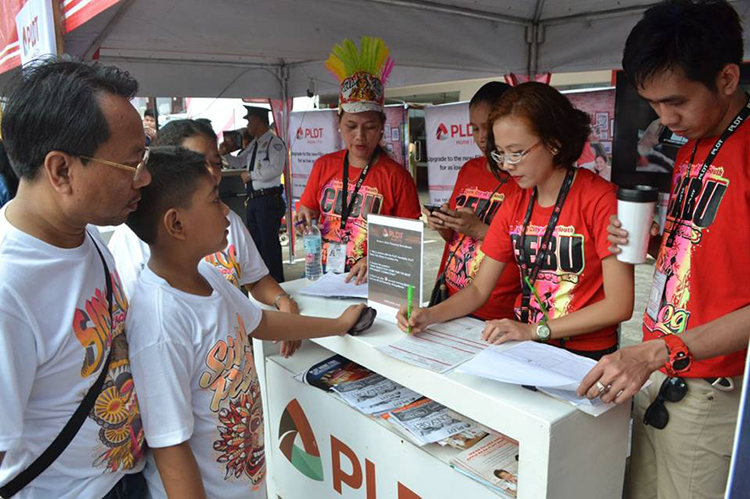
top-left (125, 146), bottom-right (364, 498)
top-left (109, 119), bottom-right (300, 357)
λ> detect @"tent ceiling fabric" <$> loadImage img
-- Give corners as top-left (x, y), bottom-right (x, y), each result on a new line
top-left (59, 0), bottom-right (750, 98)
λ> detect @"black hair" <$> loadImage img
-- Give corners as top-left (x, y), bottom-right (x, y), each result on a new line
top-left (155, 119), bottom-right (217, 147)
top-left (0, 141), bottom-right (19, 198)
top-left (470, 81), bottom-right (512, 108)
top-left (1, 56), bottom-right (139, 180)
top-left (194, 118), bottom-right (212, 127)
top-left (623, 0), bottom-right (743, 90)
top-left (126, 146), bottom-right (213, 244)
top-left (144, 109), bottom-right (156, 119)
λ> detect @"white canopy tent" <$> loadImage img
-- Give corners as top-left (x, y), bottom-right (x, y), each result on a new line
top-left (57, 0), bottom-right (750, 100)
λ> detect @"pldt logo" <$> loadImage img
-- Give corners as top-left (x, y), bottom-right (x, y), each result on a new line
top-left (278, 399), bottom-right (324, 481)
top-left (436, 123), bottom-right (472, 140)
top-left (436, 123), bottom-right (449, 140)
top-left (297, 127), bottom-right (325, 140)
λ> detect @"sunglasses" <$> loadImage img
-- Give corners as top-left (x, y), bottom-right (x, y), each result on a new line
top-left (643, 376), bottom-right (688, 430)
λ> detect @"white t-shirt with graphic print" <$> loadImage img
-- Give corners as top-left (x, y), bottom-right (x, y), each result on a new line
top-left (126, 261), bottom-right (266, 499)
top-left (108, 209), bottom-right (269, 299)
top-left (0, 204), bottom-right (145, 499)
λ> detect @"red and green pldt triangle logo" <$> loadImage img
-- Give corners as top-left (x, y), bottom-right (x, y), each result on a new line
top-left (278, 399), bottom-right (324, 481)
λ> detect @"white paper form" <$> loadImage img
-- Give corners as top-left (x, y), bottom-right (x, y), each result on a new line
top-left (299, 272), bottom-right (368, 299)
top-left (376, 317), bottom-right (491, 373)
top-left (458, 342), bottom-right (620, 416)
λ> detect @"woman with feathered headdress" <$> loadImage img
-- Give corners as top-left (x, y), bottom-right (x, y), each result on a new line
top-left (296, 36), bottom-right (421, 283)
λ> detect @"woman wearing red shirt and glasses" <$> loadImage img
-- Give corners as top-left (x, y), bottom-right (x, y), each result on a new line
top-left (398, 82), bottom-right (634, 361)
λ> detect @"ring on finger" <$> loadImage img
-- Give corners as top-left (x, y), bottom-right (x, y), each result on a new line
top-left (595, 381), bottom-right (607, 394)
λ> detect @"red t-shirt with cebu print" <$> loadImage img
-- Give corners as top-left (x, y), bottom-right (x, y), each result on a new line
top-left (643, 118), bottom-right (750, 378)
top-left (437, 157), bottom-right (522, 321)
top-left (482, 168), bottom-right (618, 352)
top-left (300, 150), bottom-right (421, 270)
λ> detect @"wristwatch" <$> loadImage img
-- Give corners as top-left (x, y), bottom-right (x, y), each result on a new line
top-left (662, 334), bottom-right (692, 377)
top-left (536, 323), bottom-right (551, 343)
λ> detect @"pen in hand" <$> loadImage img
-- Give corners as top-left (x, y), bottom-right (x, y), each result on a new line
top-left (406, 285), bottom-right (413, 335)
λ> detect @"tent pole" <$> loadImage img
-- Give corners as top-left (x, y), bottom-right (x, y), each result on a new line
top-left (279, 64), bottom-right (296, 264)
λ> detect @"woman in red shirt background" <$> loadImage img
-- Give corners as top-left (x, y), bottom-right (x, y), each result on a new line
top-left (425, 81), bottom-right (522, 321)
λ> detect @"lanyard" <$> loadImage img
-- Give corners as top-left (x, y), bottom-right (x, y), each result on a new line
top-left (666, 94), bottom-right (750, 248)
top-left (340, 152), bottom-right (372, 231)
top-left (518, 167), bottom-right (576, 323)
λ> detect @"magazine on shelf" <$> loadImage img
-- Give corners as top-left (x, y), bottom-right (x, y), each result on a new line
top-left (331, 373), bottom-right (422, 415)
top-left (450, 433), bottom-right (520, 498)
top-left (293, 354), bottom-right (372, 391)
top-left (386, 398), bottom-right (475, 446)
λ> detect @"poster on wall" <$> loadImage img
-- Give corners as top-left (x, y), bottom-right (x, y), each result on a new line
top-left (384, 104), bottom-right (407, 168)
top-left (425, 102), bottom-right (481, 205)
top-left (564, 88), bottom-right (616, 181)
top-left (288, 105), bottom-right (408, 201)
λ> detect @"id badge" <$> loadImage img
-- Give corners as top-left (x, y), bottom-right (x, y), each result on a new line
top-left (646, 269), bottom-right (668, 321)
top-left (327, 242), bottom-right (347, 274)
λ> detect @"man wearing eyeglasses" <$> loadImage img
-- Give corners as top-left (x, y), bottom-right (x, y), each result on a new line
top-left (0, 58), bottom-right (150, 498)
top-left (578, 2), bottom-right (749, 498)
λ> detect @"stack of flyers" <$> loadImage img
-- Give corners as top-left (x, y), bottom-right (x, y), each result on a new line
top-left (386, 398), bottom-right (475, 446)
top-left (331, 374), bottom-right (422, 416)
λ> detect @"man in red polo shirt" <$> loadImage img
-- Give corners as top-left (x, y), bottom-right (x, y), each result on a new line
top-left (578, 2), bottom-right (749, 498)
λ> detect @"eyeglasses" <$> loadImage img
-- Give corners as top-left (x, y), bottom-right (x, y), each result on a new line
top-left (643, 376), bottom-right (688, 430)
top-left (80, 147), bottom-right (149, 177)
top-left (490, 141), bottom-right (542, 166)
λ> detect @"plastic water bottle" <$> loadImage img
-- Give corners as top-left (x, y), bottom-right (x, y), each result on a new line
top-left (304, 220), bottom-right (322, 281)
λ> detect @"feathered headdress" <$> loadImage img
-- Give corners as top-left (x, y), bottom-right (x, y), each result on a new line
top-left (325, 36), bottom-right (394, 114)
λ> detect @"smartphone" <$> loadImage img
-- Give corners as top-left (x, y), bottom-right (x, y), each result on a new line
top-left (424, 204), bottom-right (443, 214)
top-left (223, 130), bottom-right (242, 152)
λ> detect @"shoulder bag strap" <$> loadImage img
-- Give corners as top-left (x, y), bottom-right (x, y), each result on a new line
top-left (0, 232), bottom-right (114, 498)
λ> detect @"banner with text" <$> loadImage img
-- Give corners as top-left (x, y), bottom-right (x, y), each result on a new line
top-left (425, 102), bottom-right (481, 205)
top-left (289, 109), bottom-right (340, 200)
top-left (15, 0), bottom-right (57, 65)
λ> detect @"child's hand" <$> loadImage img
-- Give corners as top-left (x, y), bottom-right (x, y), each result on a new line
top-left (337, 304), bottom-right (367, 335)
top-left (396, 304), bottom-right (431, 334)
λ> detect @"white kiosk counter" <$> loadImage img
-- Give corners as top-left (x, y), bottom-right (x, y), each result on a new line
top-left (252, 279), bottom-right (629, 499)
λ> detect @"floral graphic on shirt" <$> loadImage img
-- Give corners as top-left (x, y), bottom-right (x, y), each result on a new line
top-left (199, 313), bottom-right (265, 486)
top-left (204, 244), bottom-right (242, 289)
top-left (444, 188), bottom-right (505, 289)
top-left (509, 224), bottom-right (584, 323)
top-left (644, 163), bottom-right (729, 336)
top-left (72, 271), bottom-right (145, 472)
top-left (317, 179), bottom-right (383, 270)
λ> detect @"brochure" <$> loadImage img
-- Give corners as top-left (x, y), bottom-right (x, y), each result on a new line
top-left (450, 433), bottom-right (520, 497)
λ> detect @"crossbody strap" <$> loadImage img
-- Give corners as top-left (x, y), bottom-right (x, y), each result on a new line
top-left (0, 232), bottom-right (114, 498)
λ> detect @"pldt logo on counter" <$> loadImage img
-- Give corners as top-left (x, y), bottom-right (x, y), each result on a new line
top-left (278, 399), bottom-right (324, 481)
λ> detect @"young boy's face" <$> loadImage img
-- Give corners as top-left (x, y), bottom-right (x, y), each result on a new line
top-left (180, 174), bottom-right (230, 256)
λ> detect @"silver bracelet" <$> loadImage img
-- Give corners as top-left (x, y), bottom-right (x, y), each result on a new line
top-left (273, 292), bottom-right (291, 310)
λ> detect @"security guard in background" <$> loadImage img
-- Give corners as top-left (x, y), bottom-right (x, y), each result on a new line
top-left (222, 105), bottom-right (287, 282)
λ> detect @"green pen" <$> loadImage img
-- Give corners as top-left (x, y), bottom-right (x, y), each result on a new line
top-left (524, 276), bottom-right (550, 323)
top-left (406, 285), bottom-right (413, 334)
